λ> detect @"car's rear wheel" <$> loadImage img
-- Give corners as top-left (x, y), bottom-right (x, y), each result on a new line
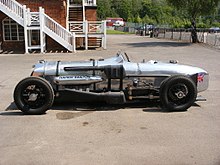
top-left (160, 75), bottom-right (197, 111)
top-left (14, 77), bottom-right (54, 115)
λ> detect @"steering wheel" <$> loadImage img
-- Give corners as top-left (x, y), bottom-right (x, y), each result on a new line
top-left (123, 52), bottom-right (130, 62)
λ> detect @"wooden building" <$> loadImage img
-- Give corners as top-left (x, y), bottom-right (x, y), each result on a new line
top-left (0, 0), bottom-right (106, 53)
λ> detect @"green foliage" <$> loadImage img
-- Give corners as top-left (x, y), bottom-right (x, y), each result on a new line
top-left (142, 15), bottom-right (155, 24)
top-left (97, 0), bottom-right (220, 28)
top-left (110, 0), bottom-right (133, 21)
top-left (134, 15), bottom-right (142, 23)
top-left (167, 0), bottom-right (220, 22)
top-left (197, 22), bottom-right (208, 28)
top-left (97, 0), bottom-right (116, 20)
top-left (211, 22), bottom-right (220, 27)
top-left (107, 30), bottom-right (134, 34)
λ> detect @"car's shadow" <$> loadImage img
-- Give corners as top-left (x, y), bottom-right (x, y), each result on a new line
top-left (122, 41), bottom-right (192, 48)
top-left (2, 101), bottom-right (200, 116)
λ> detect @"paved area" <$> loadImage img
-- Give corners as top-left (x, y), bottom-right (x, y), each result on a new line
top-left (0, 35), bottom-right (220, 165)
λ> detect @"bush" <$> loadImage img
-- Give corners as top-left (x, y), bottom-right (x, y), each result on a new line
top-left (211, 22), bottom-right (220, 27)
top-left (197, 22), bottom-right (208, 28)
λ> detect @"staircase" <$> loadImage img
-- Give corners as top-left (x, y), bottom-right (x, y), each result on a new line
top-left (69, 21), bottom-right (107, 49)
top-left (0, 0), bottom-right (76, 53)
top-left (69, 7), bottom-right (83, 21)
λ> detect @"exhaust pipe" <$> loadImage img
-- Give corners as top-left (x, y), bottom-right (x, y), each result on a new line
top-left (60, 88), bottom-right (126, 104)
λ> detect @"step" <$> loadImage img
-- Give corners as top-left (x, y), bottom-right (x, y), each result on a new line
top-left (88, 37), bottom-right (102, 47)
top-left (27, 26), bottom-right (40, 30)
top-left (68, 6), bottom-right (83, 21)
top-left (28, 45), bottom-right (41, 50)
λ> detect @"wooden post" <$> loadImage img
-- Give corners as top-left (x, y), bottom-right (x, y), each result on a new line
top-left (164, 28), bottom-right (166, 39)
top-left (82, 0), bottom-right (86, 22)
top-left (203, 32), bottom-right (207, 43)
top-left (39, 7), bottom-right (45, 53)
top-left (214, 33), bottom-right (217, 46)
top-left (102, 20), bottom-right (107, 49)
top-left (85, 20), bottom-right (88, 50)
top-left (72, 32), bottom-right (76, 53)
top-left (66, 0), bottom-right (69, 30)
top-left (23, 5), bottom-right (29, 54)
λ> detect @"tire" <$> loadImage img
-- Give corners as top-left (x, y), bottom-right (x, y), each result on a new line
top-left (160, 75), bottom-right (197, 111)
top-left (14, 77), bottom-right (54, 115)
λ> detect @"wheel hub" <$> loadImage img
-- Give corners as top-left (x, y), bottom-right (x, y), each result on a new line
top-left (28, 93), bottom-right (38, 101)
top-left (175, 91), bottom-right (186, 99)
top-left (169, 83), bottom-right (188, 101)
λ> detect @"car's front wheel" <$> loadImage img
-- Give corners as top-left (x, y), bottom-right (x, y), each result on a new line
top-left (14, 77), bottom-right (54, 115)
top-left (160, 75), bottom-right (197, 111)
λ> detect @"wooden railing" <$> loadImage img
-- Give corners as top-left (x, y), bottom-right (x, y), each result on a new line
top-left (69, 0), bottom-right (96, 6)
top-left (0, 0), bottom-right (23, 18)
top-left (27, 10), bottom-right (40, 26)
top-left (88, 21), bottom-right (104, 33)
top-left (69, 21), bottom-right (105, 34)
top-left (43, 9), bottom-right (75, 51)
top-left (69, 22), bottom-right (85, 33)
top-left (84, 0), bottom-right (96, 6)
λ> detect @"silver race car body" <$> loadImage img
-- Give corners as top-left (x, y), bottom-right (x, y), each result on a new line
top-left (14, 53), bottom-right (209, 114)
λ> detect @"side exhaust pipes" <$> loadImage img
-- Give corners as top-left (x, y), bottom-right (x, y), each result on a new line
top-left (62, 88), bottom-right (126, 104)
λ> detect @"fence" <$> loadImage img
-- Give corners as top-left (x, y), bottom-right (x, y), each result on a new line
top-left (115, 22), bottom-right (220, 49)
top-left (154, 28), bottom-right (220, 49)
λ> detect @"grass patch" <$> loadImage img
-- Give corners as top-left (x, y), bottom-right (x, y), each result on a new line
top-left (107, 29), bottom-right (134, 35)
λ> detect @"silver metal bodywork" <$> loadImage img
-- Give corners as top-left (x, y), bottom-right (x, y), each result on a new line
top-left (32, 53), bottom-right (209, 93)
top-left (13, 52), bottom-right (209, 115)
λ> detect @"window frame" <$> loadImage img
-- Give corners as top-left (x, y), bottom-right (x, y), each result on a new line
top-left (2, 17), bottom-right (24, 42)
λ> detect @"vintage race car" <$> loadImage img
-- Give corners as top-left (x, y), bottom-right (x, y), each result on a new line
top-left (14, 52), bottom-right (209, 114)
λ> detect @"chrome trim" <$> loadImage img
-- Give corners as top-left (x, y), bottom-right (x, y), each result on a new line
top-left (54, 75), bottom-right (103, 85)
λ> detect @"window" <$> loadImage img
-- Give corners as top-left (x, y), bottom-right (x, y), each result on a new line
top-left (2, 17), bottom-right (24, 41)
top-left (29, 30), bottom-right (40, 46)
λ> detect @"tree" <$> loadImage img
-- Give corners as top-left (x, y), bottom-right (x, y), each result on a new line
top-left (97, 0), bottom-right (114, 20)
top-left (140, 0), bottom-right (175, 25)
top-left (167, 0), bottom-right (220, 43)
top-left (111, 0), bottom-right (132, 21)
top-left (131, 0), bottom-right (143, 17)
